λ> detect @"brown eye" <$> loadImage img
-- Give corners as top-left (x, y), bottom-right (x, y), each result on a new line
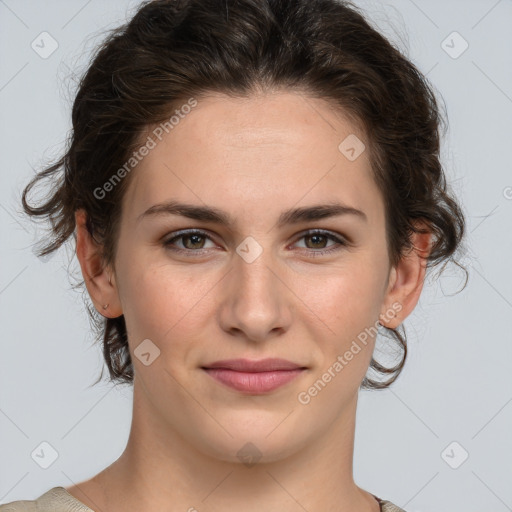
top-left (162, 228), bottom-right (346, 258)
top-left (181, 233), bottom-right (207, 249)
top-left (293, 230), bottom-right (347, 256)
top-left (163, 230), bottom-right (216, 254)
top-left (304, 233), bottom-right (329, 249)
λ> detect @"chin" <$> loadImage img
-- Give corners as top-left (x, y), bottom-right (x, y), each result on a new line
top-left (189, 412), bottom-right (311, 465)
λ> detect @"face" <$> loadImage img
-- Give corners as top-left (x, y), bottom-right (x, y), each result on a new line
top-left (82, 91), bottom-right (413, 463)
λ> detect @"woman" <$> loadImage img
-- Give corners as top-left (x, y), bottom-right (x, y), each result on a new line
top-left (2, 0), bottom-right (467, 510)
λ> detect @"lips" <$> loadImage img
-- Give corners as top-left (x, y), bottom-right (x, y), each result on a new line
top-left (204, 358), bottom-right (304, 372)
top-left (202, 358), bottom-right (307, 393)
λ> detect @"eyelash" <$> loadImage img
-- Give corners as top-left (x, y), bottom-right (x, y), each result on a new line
top-left (162, 229), bottom-right (347, 257)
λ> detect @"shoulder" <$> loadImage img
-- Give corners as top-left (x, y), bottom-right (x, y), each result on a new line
top-left (0, 497), bottom-right (36, 512)
top-left (0, 487), bottom-right (93, 512)
top-left (0, 498), bottom-right (36, 512)
top-left (371, 491), bottom-right (408, 512)
top-left (380, 499), bottom-right (408, 512)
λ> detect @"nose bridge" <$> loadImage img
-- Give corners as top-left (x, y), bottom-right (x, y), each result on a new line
top-left (219, 235), bottom-right (291, 340)
top-left (233, 235), bottom-right (280, 304)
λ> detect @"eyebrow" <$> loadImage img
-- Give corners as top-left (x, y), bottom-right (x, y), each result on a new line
top-left (137, 200), bottom-right (367, 227)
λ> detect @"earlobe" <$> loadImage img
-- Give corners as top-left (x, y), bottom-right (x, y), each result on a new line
top-left (75, 209), bottom-right (122, 318)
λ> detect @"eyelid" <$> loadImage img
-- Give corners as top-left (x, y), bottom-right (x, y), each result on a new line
top-left (291, 228), bottom-right (348, 245)
top-left (162, 228), bottom-right (348, 255)
top-left (162, 228), bottom-right (219, 249)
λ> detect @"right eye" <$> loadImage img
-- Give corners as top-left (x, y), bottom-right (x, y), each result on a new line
top-left (162, 229), bottom-right (218, 255)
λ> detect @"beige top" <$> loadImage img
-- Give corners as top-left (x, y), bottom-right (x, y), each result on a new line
top-left (0, 486), bottom-right (407, 511)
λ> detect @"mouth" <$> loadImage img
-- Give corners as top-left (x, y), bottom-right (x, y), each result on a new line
top-left (201, 358), bottom-right (308, 394)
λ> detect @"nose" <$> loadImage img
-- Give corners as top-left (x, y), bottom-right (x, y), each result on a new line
top-left (217, 244), bottom-right (293, 343)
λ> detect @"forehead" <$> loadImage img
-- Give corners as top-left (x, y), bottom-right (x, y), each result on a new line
top-left (121, 91), bottom-right (383, 227)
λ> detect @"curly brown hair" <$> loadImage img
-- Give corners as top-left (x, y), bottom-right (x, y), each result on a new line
top-left (21, 0), bottom-right (468, 390)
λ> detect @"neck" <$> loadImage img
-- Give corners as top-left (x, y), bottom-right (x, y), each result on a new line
top-left (75, 384), bottom-right (379, 512)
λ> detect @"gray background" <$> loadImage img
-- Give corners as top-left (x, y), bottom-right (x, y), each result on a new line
top-left (1, 0), bottom-right (511, 510)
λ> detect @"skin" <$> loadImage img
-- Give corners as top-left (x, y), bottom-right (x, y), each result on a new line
top-left (68, 91), bottom-right (431, 512)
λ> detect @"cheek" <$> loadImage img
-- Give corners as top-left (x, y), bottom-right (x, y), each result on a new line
top-left (296, 269), bottom-right (383, 405)
top-left (117, 258), bottom-right (217, 356)
top-left (297, 258), bottom-right (385, 339)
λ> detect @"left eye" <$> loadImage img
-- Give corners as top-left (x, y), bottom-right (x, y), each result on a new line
top-left (294, 231), bottom-right (344, 251)
top-left (162, 229), bottom-right (346, 256)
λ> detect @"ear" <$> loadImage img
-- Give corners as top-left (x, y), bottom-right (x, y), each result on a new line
top-left (75, 209), bottom-right (123, 318)
top-left (379, 221), bottom-right (432, 329)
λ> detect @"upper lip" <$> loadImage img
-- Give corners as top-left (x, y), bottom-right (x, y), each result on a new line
top-left (202, 358), bottom-right (305, 372)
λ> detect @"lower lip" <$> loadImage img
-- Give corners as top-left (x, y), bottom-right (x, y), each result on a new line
top-left (203, 368), bottom-right (305, 393)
